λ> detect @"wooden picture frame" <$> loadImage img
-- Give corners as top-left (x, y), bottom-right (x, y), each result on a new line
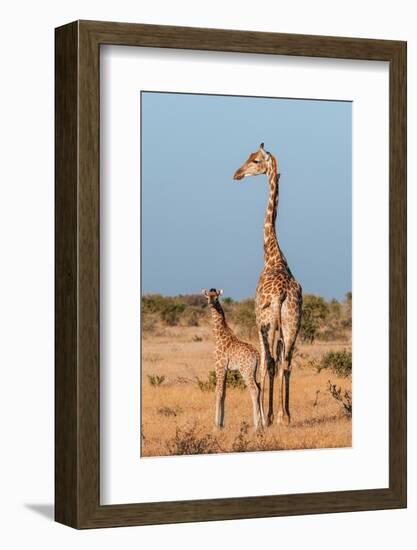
top-left (55, 20), bottom-right (407, 529)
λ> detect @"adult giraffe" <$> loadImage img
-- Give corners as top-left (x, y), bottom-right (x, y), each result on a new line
top-left (233, 143), bottom-right (302, 426)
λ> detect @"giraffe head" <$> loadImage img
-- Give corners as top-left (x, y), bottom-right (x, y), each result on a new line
top-left (202, 288), bottom-right (224, 305)
top-left (233, 143), bottom-right (274, 180)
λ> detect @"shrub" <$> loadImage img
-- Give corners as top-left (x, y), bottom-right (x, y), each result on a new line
top-left (317, 298), bottom-right (343, 340)
top-left (300, 293), bottom-right (352, 343)
top-left (226, 370), bottom-right (247, 389)
top-left (232, 299), bottom-right (257, 339)
top-left (196, 370), bottom-right (217, 391)
top-left (161, 303), bottom-right (186, 326)
top-left (140, 292), bottom-right (352, 340)
top-left (178, 294), bottom-right (207, 308)
top-left (300, 294), bottom-right (329, 343)
top-left (142, 294), bottom-right (188, 326)
top-left (318, 350), bottom-right (352, 377)
top-left (329, 298), bottom-right (342, 319)
top-left (184, 307), bottom-right (204, 327)
top-left (196, 370), bottom-right (246, 391)
top-left (165, 425), bottom-right (220, 455)
top-left (327, 380), bottom-right (352, 416)
top-left (147, 374), bottom-right (166, 387)
top-left (142, 294), bottom-right (171, 314)
top-left (316, 294), bottom-right (352, 341)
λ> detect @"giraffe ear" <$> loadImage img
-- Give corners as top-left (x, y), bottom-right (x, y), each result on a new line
top-left (218, 289), bottom-right (224, 296)
top-left (201, 288), bottom-right (208, 296)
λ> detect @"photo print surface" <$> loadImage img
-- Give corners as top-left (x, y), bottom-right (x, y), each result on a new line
top-left (140, 91), bottom-right (352, 457)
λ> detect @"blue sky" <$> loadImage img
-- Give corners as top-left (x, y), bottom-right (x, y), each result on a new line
top-left (141, 92), bottom-right (352, 301)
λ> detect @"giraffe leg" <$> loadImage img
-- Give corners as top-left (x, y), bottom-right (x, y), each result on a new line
top-left (284, 367), bottom-right (291, 420)
top-left (257, 339), bottom-right (267, 427)
top-left (214, 364), bottom-right (227, 428)
top-left (259, 369), bottom-right (267, 427)
top-left (242, 362), bottom-right (262, 431)
top-left (278, 290), bottom-right (302, 425)
top-left (277, 358), bottom-right (292, 424)
top-left (276, 365), bottom-right (289, 425)
top-left (249, 380), bottom-right (262, 431)
top-left (260, 323), bottom-right (277, 426)
top-left (273, 335), bottom-right (286, 425)
top-left (268, 370), bottom-right (275, 426)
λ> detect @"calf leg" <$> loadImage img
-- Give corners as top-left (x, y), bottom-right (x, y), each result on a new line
top-left (242, 361), bottom-right (262, 431)
top-left (214, 363), bottom-right (227, 428)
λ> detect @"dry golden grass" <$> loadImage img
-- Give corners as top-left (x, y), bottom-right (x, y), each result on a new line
top-left (141, 323), bottom-right (352, 457)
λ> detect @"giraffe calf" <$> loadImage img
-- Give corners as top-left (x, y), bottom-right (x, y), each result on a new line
top-left (202, 288), bottom-right (265, 430)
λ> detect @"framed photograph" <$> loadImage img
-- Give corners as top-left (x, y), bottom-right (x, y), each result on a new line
top-left (55, 20), bottom-right (406, 528)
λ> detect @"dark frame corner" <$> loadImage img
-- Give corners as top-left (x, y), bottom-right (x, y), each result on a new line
top-left (55, 20), bottom-right (407, 529)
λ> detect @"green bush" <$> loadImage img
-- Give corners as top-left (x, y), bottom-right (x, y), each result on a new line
top-left (231, 299), bottom-right (257, 339)
top-left (140, 292), bottom-right (352, 342)
top-left (142, 294), bottom-right (171, 314)
top-left (318, 295), bottom-right (352, 341)
top-left (318, 350), bottom-right (352, 377)
top-left (329, 298), bottom-right (342, 318)
top-left (196, 370), bottom-right (246, 391)
top-left (300, 294), bottom-right (329, 343)
top-left (225, 371), bottom-right (247, 389)
top-left (196, 370), bottom-right (217, 391)
top-left (142, 294), bottom-right (188, 326)
top-left (300, 294), bottom-right (352, 343)
top-left (161, 303), bottom-right (186, 326)
top-left (183, 306), bottom-right (204, 327)
top-left (178, 294), bottom-right (207, 308)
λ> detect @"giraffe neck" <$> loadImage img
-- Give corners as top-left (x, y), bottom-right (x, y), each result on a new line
top-left (263, 156), bottom-right (286, 267)
top-left (209, 301), bottom-right (232, 343)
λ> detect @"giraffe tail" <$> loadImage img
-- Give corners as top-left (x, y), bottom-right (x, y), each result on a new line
top-left (275, 336), bottom-right (285, 377)
top-left (253, 355), bottom-right (261, 391)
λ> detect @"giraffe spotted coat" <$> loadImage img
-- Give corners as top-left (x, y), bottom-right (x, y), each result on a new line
top-left (202, 288), bottom-right (264, 430)
top-left (234, 144), bottom-right (303, 426)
